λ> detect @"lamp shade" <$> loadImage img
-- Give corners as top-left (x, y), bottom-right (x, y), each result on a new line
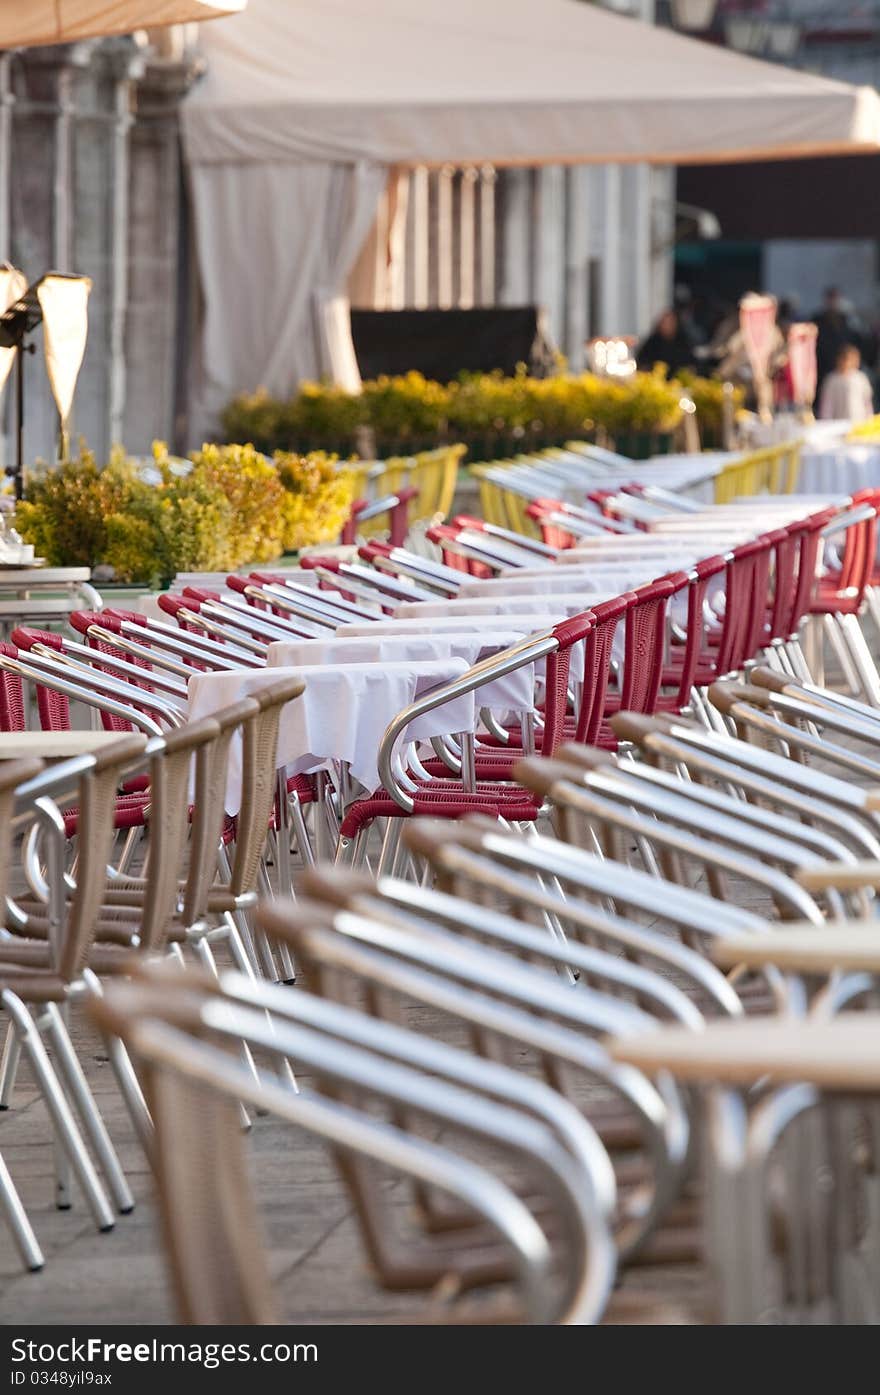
top-left (37, 275), bottom-right (91, 454)
top-left (0, 1), bottom-right (246, 48)
top-left (0, 264), bottom-right (26, 396)
top-left (787, 322), bottom-right (818, 410)
top-left (670, 0), bottom-right (717, 30)
top-left (739, 292), bottom-right (778, 423)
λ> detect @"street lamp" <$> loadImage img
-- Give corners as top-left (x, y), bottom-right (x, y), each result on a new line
top-left (670, 0), bottom-right (718, 30)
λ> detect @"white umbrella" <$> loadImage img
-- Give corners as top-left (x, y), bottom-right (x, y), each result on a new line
top-left (0, 1), bottom-right (246, 48)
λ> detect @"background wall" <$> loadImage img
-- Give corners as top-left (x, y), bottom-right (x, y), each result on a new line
top-left (0, 38), bottom-right (196, 467)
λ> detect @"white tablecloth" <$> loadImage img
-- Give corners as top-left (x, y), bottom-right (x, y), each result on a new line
top-left (266, 633), bottom-right (535, 715)
top-left (188, 657), bottom-right (473, 811)
top-left (335, 616), bottom-right (593, 680)
top-left (392, 595), bottom-right (606, 619)
top-left (456, 563), bottom-right (690, 597)
top-left (798, 442), bottom-right (880, 496)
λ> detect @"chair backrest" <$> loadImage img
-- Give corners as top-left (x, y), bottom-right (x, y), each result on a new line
top-left (667, 557), bottom-right (725, 708)
top-left (819, 504), bottom-right (878, 611)
top-left (579, 594), bottom-right (634, 744)
top-left (427, 523), bottom-right (492, 578)
top-left (742, 532), bottom-right (778, 661)
top-left (714, 539), bottom-right (763, 677)
top-left (52, 735), bottom-right (149, 979)
top-left (0, 757), bottom-right (44, 903)
top-left (92, 961), bottom-right (607, 1325)
top-left (767, 524), bottom-right (800, 644)
top-left (72, 620), bottom-right (153, 734)
top-left (158, 593), bottom-right (203, 634)
top-left (0, 640), bottom-right (26, 731)
top-left (258, 898), bottom-right (664, 1274)
top-left (136, 719), bottom-right (221, 953)
top-left (10, 628), bottom-right (71, 731)
top-left (788, 509), bottom-right (834, 636)
top-left (228, 676), bottom-right (305, 898)
top-left (542, 612), bottom-right (594, 758)
top-left (143, 1042), bottom-right (276, 1323)
top-left (183, 697), bottom-right (260, 926)
top-left (526, 498), bottom-right (578, 550)
top-left (515, 750), bottom-right (827, 926)
top-left (620, 574), bottom-right (687, 715)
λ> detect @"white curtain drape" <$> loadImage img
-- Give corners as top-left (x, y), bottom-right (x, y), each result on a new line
top-left (188, 159), bottom-right (385, 441)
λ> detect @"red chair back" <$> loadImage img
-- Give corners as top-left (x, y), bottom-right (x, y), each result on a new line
top-left (741, 533), bottom-right (778, 662)
top-left (0, 641), bottom-right (25, 731)
top-left (10, 628), bottom-right (71, 731)
top-left (715, 540), bottom-right (763, 677)
top-left (578, 594), bottom-right (634, 745)
top-left (767, 525), bottom-right (800, 645)
top-left (621, 572), bottom-right (688, 715)
top-left (665, 556), bottom-right (726, 708)
top-left (788, 509), bottom-right (833, 636)
top-left (541, 612), bottom-right (595, 757)
top-left (426, 523), bottom-right (492, 579)
top-left (525, 500), bottom-right (577, 551)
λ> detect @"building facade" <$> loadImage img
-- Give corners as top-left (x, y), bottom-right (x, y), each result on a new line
top-left (0, 36), bottom-right (195, 467)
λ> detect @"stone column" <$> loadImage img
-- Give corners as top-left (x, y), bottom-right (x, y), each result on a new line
top-left (9, 44), bottom-right (93, 465)
top-left (124, 50), bottom-right (199, 454)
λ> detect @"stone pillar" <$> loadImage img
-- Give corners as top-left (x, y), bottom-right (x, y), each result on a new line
top-left (563, 165), bottom-right (591, 370)
top-left (123, 51), bottom-right (198, 454)
top-left (497, 168), bottom-right (532, 307)
top-left (532, 165), bottom-right (566, 349)
top-left (597, 163), bottom-right (623, 335)
top-left (9, 44), bottom-right (94, 465)
top-left (650, 165), bottom-right (676, 323)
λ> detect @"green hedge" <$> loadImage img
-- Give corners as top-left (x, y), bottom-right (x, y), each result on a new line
top-left (222, 368), bottom-right (737, 459)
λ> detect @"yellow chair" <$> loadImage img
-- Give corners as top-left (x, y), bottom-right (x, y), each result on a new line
top-left (713, 441), bottom-right (802, 503)
top-left (348, 446), bottom-right (465, 539)
top-left (469, 460), bottom-right (542, 537)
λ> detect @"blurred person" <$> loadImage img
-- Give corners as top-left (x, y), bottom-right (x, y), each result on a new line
top-left (636, 309), bottom-right (694, 375)
top-left (813, 286), bottom-right (859, 389)
top-left (818, 343), bottom-right (874, 422)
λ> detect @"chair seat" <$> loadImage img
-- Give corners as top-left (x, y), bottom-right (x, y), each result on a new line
top-left (809, 590), bottom-right (862, 616)
top-left (0, 934), bottom-right (136, 979)
top-left (63, 791), bottom-right (150, 838)
top-left (0, 940), bottom-right (68, 1000)
top-left (339, 784), bottom-right (542, 838)
top-left (287, 773), bottom-right (316, 804)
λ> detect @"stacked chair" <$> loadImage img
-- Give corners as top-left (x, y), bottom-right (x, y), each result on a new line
top-left (5, 444), bottom-right (880, 1325)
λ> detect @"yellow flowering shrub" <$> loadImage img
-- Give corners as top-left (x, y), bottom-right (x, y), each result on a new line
top-left (184, 442), bottom-right (286, 566)
top-left (360, 372), bottom-right (451, 439)
top-left (223, 367), bottom-right (711, 457)
top-left (16, 441), bottom-right (357, 584)
top-left (276, 450), bottom-right (355, 552)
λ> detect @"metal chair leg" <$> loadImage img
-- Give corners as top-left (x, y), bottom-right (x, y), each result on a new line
top-left (1, 992), bottom-right (115, 1232)
top-left (838, 613), bottom-right (880, 707)
top-left (0, 1149), bottom-right (43, 1272)
top-left (289, 791), bottom-right (315, 868)
top-left (42, 1003), bottom-right (135, 1215)
top-left (0, 1021), bottom-right (22, 1109)
top-left (376, 820), bottom-right (402, 878)
top-left (82, 971), bottom-right (153, 1157)
top-left (823, 613), bottom-right (862, 697)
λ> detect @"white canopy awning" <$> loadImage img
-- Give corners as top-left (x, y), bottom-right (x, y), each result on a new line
top-left (184, 0), bottom-right (880, 168)
top-left (0, 0), bottom-right (246, 48)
